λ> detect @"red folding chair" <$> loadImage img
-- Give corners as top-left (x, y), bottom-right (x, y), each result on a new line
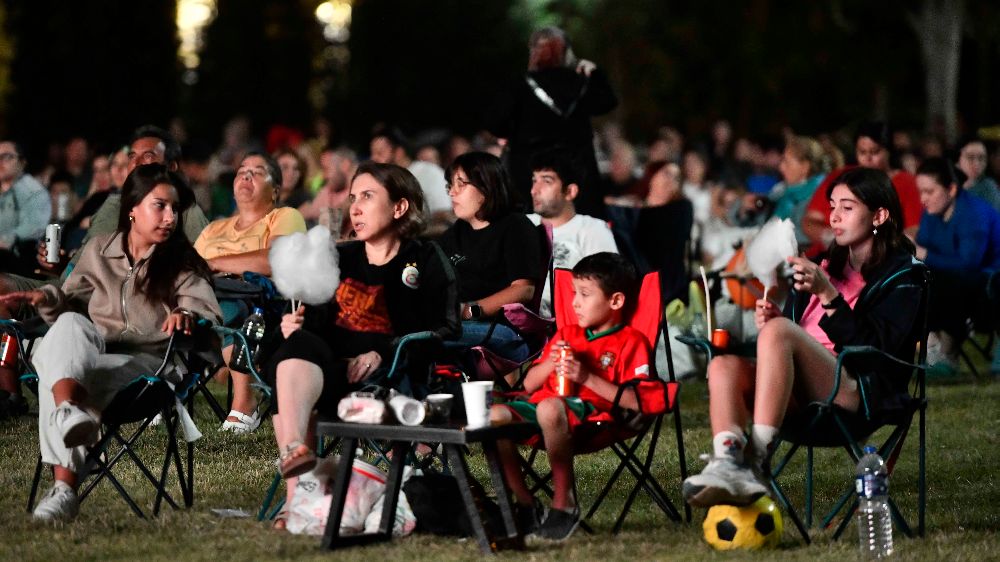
top-left (520, 268), bottom-right (690, 532)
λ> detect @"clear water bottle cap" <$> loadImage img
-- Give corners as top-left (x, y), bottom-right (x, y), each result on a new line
top-left (863, 445), bottom-right (877, 454)
top-left (253, 307), bottom-right (264, 315)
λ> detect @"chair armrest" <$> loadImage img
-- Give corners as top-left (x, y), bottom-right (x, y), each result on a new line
top-left (824, 345), bottom-right (925, 407)
top-left (1, 317), bottom-right (48, 379)
top-left (611, 377), bottom-right (674, 419)
top-left (383, 331), bottom-right (442, 383)
top-left (209, 323), bottom-right (269, 395)
top-left (674, 334), bottom-right (715, 360)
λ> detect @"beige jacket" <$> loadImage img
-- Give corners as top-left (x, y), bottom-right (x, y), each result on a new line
top-left (38, 232), bottom-right (222, 353)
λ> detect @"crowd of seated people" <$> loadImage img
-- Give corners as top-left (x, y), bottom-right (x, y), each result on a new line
top-left (0, 98), bottom-right (997, 537)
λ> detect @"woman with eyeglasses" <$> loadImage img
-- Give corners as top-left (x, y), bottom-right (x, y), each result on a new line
top-left (957, 137), bottom-right (1000, 213)
top-left (437, 151), bottom-right (544, 364)
top-left (193, 151), bottom-right (307, 433)
top-left (0, 140), bottom-right (51, 276)
top-left (914, 157), bottom-right (1000, 373)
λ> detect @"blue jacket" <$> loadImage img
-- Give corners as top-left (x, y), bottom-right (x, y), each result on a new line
top-left (916, 189), bottom-right (1000, 273)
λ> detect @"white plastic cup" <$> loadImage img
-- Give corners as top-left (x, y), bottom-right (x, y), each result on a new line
top-left (461, 381), bottom-right (493, 429)
top-left (388, 395), bottom-right (425, 426)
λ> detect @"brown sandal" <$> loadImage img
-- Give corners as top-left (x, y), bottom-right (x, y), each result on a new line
top-left (279, 442), bottom-right (317, 478)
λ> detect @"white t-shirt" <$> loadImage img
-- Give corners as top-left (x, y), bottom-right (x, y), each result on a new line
top-left (408, 160), bottom-right (451, 213)
top-left (527, 213), bottom-right (619, 317)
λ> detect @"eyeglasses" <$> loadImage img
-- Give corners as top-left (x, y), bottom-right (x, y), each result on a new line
top-left (447, 176), bottom-right (474, 193)
top-left (0, 152), bottom-right (20, 162)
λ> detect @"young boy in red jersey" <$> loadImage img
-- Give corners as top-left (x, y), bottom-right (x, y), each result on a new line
top-left (490, 252), bottom-right (651, 541)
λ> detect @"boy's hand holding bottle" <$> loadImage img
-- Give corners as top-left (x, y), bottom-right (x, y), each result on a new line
top-left (552, 341), bottom-right (586, 396)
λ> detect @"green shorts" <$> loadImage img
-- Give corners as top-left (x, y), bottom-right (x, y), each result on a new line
top-left (505, 396), bottom-right (596, 427)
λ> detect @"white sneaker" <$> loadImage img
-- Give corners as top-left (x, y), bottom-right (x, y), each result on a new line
top-left (682, 456), bottom-right (768, 508)
top-left (53, 402), bottom-right (99, 448)
top-left (32, 482), bottom-right (79, 522)
top-left (220, 409), bottom-right (261, 434)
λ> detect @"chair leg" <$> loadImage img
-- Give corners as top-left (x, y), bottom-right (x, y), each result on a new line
top-left (186, 438), bottom-right (195, 507)
top-left (154, 411), bottom-right (177, 516)
top-left (111, 426), bottom-right (180, 509)
top-left (829, 496), bottom-right (856, 540)
top-left (767, 475), bottom-right (811, 545)
top-left (918, 402), bottom-right (926, 537)
top-left (258, 472), bottom-right (284, 521)
top-left (27, 454), bottom-right (44, 513)
top-left (671, 395), bottom-right (691, 523)
top-left (196, 379), bottom-right (228, 422)
top-left (805, 446), bottom-right (813, 528)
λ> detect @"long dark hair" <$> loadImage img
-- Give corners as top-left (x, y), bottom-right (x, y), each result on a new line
top-left (118, 164), bottom-right (213, 307)
top-left (444, 151), bottom-right (515, 222)
top-left (826, 167), bottom-right (915, 281)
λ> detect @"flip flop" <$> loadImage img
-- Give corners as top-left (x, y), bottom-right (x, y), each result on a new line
top-left (280, 442), bottom-right (317, 478)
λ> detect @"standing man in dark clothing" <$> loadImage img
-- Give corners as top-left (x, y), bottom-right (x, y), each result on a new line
top-left (485, 26), bottom-right (617, 219)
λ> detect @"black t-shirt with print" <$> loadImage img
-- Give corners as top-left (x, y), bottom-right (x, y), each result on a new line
top-left (436, 212), bottom-right (544, 303)
top-left (302, 239), bottom-right (460, 360)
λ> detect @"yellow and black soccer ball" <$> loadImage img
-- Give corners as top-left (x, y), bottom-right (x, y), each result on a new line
top-left (703, 496), bottom-right (783, 550)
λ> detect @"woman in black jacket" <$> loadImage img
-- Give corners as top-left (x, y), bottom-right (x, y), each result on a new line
top-left (683, 168), bottom-right (923, 509)
top-left (265, 163), bottom-right (459, 526)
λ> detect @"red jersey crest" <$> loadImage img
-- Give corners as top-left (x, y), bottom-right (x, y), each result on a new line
top-left (599, 351), bottom-right (616, 369)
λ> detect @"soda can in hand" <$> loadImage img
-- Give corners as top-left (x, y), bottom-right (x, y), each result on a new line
top-left (556, 343), bottom-right (575, 397)
top-left (45, 224), bottom-right (62, 264)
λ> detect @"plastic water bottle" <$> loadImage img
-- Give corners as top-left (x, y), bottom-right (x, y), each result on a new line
top-left (856, 445), bottom-right (893, 558)
top-left (230, 307), bottom-right (266, 372)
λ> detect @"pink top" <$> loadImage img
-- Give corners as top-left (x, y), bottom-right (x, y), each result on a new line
top-left (799, 260), bottom-right (866, 355)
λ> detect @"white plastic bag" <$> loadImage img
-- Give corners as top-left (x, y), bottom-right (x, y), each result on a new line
top-left (285, 456), bottom-right (416, 537)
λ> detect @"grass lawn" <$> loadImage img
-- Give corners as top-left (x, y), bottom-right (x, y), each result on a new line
top-left (1, 368), bottom-right (997, 561)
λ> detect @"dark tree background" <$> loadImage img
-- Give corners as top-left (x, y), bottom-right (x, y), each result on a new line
top-left (0, 0), bottom-right (997, 157)
top-left (339, 0), bottom-right (528, 141)
top-left (4, 0), bottom-right (179, 167)
top-left (187, 0), bottom-right (321, 143)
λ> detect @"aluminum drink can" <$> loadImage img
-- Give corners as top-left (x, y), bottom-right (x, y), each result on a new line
top-left (556, 343), bottom-right (575, 397)
top-left (0, 333), bottom-right (18, 367)
top-left (45, 223), bottom-right (62, 264)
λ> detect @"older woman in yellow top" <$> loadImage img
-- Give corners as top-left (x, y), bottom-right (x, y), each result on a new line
top-left (194, 151), bottom-right (306, 433)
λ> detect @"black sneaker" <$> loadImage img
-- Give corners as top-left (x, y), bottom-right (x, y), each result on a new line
top-left (514, 499), bottom-right (544, 535)
top-left (6, 393), bottom-right (28, 417)
top-left (536, 506), bottom-right (580, 541)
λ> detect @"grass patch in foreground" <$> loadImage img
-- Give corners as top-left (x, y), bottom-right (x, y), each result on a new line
top-left (1, 375), bottom-right (997, 561)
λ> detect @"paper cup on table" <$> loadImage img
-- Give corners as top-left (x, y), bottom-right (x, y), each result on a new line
top-left (424, 393), bottom-right (453, 423)
top-left (461, 381), bottom-right (494, 429)
top-left (389, 395), bottom-right (426, 426)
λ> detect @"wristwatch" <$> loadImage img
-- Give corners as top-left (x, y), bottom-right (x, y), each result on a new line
top-left (468, 303), bottom-right (483, 320)
top-left (820, 294), bottom-right (845, 310)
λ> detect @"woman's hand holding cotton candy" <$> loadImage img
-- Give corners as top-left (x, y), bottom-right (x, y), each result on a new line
top-left (787, 256), bottom-right (837, 301)
top-left (754, 298), bottom-right (781, 329)
top-left (280, 305), bottom-right (305, 339)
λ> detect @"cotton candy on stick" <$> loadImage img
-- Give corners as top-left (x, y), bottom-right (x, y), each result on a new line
top-left (745, 218), bottom-right (798, 303)
top-left (269, 225), bottom-right (341, 310)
